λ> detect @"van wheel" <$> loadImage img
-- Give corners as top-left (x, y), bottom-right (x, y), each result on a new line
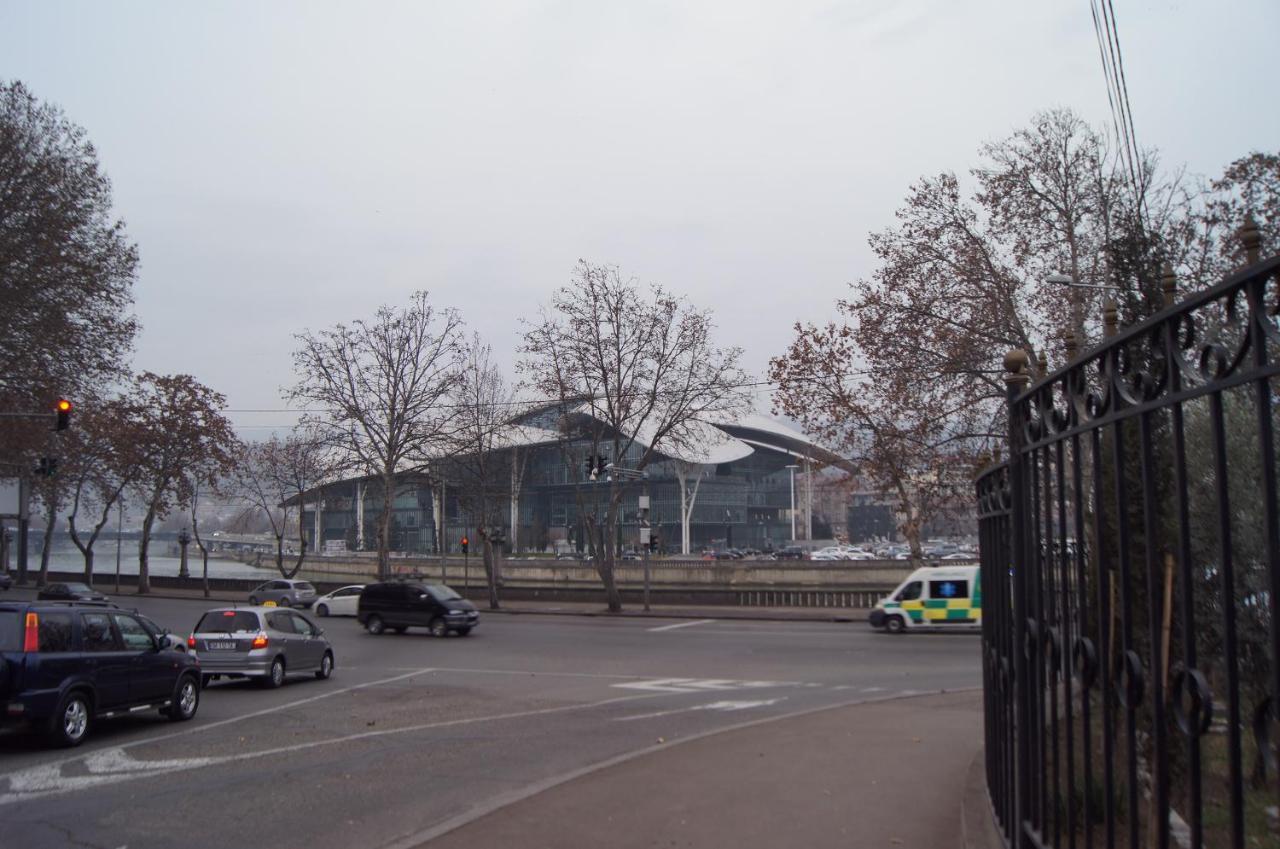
top-left (48, 690), bottom-right (91, 747)
top-left (365, 615), bottom-right (385, 635)
top-left (885, 615), bottom-right (906, 634)
top-left (315, 604), bottom-right (329, 617)
top-left (428, 617), bottom-right (448, 638)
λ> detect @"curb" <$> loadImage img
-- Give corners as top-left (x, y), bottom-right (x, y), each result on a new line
top-left (961, 745), bottom-right (1006, 849)
top-left (4, 585), bottom-right (869, 624)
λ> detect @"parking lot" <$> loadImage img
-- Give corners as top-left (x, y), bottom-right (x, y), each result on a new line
top-left (0, 589), bottom-right (981, 849)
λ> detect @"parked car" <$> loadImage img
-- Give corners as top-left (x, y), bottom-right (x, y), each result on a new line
top-left (772, 546), bottom-right (807, 560)
top-left (189, 606), bottom-right (334, 688)
top-left (357, 581), bottom-right (479, 637)
top-left (36, 581), bottom-right (110, 603)
top-left (247, 579), bottom-right (317, 608)
top-left (313, 585), bottom-right (365, 617)
top-left (0, 572), bottom-right (11, 591)
top-left (0, 599), bottom-right (201, 747)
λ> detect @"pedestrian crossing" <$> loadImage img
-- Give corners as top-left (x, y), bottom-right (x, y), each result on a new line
top-left (611, 677), bottom-right (803, 694)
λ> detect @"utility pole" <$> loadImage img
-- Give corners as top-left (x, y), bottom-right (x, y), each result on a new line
top-left (604, 463), bottom-right (650, 610)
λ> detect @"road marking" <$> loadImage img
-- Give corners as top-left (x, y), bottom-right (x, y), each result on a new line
top-left (0, 691), bottom-right (668, 807)
top-left (0, 668), bottom-right (439, 783)
top-left (612, 678), bottom-right (803, 694)
top-left (616, 698), bottom-right (786, 721)
top-left (860, 686), bottom-right (886, 693)
top-left (647, 619), bottom-right (714, 632)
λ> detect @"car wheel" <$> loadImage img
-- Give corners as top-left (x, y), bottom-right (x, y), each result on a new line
top-left (167, 675), bottom-right (200, 721)
top-left (365, 615), bottom-right (385, 635)
top-left (315, 652), bottom-right (334, 680)
top-left (249, 596), bottom-right (259, 605)
top-left (885, 615), bottom-right (906, 635)
top-left (48, 690), bottom-right (91, 748)
top-left (456, 627), bottom-right (472, 637)
top-left (428, 617), bottom-right (448, 638)
top-left (316, 604), bottom-right (329, 617)
top-left (261, 657), bottom-right (286, 689)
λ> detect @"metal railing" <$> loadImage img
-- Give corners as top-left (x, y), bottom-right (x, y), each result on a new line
top-left (978, 234), bottom-right (1280, 849)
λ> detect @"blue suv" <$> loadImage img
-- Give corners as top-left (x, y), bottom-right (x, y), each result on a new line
top-left (0, 600), bottom-right (202, 747)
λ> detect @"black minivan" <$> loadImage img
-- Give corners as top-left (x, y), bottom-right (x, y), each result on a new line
top-left (357, 582), bottom-right (479, 637)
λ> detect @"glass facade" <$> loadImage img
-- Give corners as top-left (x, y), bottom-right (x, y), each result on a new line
top-left (298, 438), bottom-right (805, 556)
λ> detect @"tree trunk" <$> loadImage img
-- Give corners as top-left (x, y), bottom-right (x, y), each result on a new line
top-left (82, 547), bottom-right (94, 585)
top-left (377, 471), bottom-right (394, 579)
top-left (481, 533), bottom-right (500, 610)
top-left (37, 498), bottom-right (56, 586)
top-left (597, 502), bottom-right (623, 612)
top-left (138, 504), bottom-right (157, 593)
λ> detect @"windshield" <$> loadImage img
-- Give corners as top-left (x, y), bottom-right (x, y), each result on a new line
top-left (194, 611), bottom-right (261, 633)
top-left (426, 585), bottom-right (462, 602)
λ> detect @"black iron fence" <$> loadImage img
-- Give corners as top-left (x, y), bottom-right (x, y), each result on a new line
top-left (978, 232), bottom-right (1280, 849)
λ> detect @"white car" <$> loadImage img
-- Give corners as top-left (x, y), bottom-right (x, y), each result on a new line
top-left (313, 585), bottom-right (365, 617)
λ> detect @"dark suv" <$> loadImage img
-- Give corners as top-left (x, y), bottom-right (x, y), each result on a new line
top-left (357, 582), bottom-right (479, 637)
top-left (0, 600), bottom-right (202, 747)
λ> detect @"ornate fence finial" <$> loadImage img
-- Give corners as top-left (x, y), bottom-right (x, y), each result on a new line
top-left (1004, 349), bottom-right (1031, 389)
top-left (1241, 214), bottom-right (1262, 265)
top-left (1064, 330), bottom-right (1079, 363)
top-left (1103, 298), bottom-right (1119, 338)
top-left (1161, 263), bottom-right (1177, 308)
top-left (1036, 350), bottom-right (1049, 378)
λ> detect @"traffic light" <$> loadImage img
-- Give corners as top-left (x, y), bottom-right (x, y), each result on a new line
top-left (461, 535), bottom-right (469, 554)
top-left (54, 399), bottom-right (72, 431)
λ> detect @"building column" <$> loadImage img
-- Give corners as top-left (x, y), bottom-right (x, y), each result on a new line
top-left (355, 481), bottom-right (365, 550)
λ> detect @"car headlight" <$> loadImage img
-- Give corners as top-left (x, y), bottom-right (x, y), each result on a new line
top-left (448, 609), bottom-right (463, 615)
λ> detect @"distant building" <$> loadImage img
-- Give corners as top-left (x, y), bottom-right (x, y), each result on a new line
top-left (291, 406), bottom-right (849, 556)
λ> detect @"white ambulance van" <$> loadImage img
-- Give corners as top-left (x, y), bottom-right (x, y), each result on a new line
top-left (867, 565), bottom-right (982, 633)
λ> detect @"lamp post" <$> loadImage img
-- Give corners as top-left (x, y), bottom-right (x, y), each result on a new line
top-left (177, 527), bottom-right (191, 580)
top-left (785, 464), bottom-right (799, 541)
top-left (114, 500), bottom-right (123, 593)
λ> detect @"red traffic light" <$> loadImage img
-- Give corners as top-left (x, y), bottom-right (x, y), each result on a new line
top-left (54, 398), bottom-right (72, 431)
top-left (461, 536), bottom-right (469, 554)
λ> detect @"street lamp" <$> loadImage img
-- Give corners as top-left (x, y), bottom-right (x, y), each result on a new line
top-left (1045, 273), bottom-right (1120, 292)
top-left (177, 527), bottom-right (191, 580)
top-left (785, 464), bottom-right (799, 541)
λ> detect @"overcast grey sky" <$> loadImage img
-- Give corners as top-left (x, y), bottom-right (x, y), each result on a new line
top-left (2, 0), bottom-right (1277, 436)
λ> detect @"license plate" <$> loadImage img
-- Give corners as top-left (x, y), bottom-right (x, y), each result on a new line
top-left (209, 641), bottom-right (236, 650)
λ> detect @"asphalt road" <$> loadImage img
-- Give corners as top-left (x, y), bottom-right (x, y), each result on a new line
top-left (0, 592), bottom-right (982, 849)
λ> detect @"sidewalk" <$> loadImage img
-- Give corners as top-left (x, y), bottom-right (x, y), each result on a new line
top-left (408, 689), bottom-right (985, 849)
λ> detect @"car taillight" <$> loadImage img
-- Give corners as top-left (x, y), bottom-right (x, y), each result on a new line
top-left (251, 632), bottom-right (269, 649)
top-left (187, 635), bottom-right (197, 648)
top-left (23, 612), bottom-right (38, 652)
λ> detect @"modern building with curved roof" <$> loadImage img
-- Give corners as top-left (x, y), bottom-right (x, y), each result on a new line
top-left (295, 405), bottom-right (847, 557)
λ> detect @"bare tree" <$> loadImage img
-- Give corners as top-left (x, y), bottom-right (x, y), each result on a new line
top-left (129, 373), bottom-right (238, 593)
top-left (520, 261), bottom-right (749, 611)
top-left (65, 396), bottom-right (142, 583)
top-left (230, 430), bottom-right (338, 578)
top-left (442, 335), bottom-right (522, 609)
top-left (291, 291), bottom-right (465, 579)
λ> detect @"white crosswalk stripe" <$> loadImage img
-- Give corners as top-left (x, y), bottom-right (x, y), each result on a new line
top-left (612, 677), bottom-right (804, 694)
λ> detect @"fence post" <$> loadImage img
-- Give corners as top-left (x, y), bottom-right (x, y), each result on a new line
top-left (1004, 348), bottom-right (1033, 849)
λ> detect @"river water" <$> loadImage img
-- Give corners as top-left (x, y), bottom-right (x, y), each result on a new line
top-left (12, 539), bottom-right (278, 580)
